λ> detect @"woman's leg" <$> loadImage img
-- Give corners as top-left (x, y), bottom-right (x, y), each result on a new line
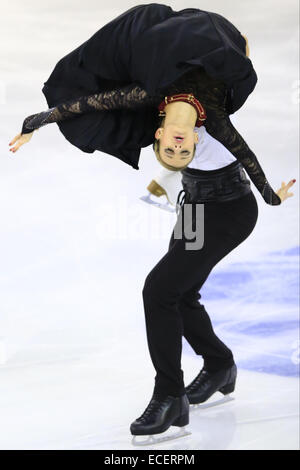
top-left (142, 191), bottom-right (258, 397)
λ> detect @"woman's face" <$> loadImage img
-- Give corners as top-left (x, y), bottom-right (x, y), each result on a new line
top-left (154, 124), bottom-right (199, 169)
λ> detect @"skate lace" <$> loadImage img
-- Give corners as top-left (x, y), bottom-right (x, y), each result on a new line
top-left (188, 370), bottom-right (210, 392)
top-left (138, 396), bottom-right (169, 423)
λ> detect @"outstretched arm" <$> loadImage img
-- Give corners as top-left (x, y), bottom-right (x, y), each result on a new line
top-left (204, 109), bottom-right (286, 205)
top-left (9, 83), bottom-right (158, 151)
top-left (21, 84), bottom-right (156, 133)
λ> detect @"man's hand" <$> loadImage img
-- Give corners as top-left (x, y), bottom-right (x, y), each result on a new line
top-left (9, 131), bottom-right (35, 153)
top-left (276, 179), bottom-right (296, 202)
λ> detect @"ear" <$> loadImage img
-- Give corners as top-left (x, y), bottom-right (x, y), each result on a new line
top-left (155, 128), bottom-right (163, 140)
top-left (194, 131), bottom-right (199, 143)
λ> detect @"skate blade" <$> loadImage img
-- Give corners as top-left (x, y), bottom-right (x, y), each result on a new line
top-left (190, 393), bottom-right (234, 411)
top-left (139, 195), bottom-right (176, 213)
top-left (131, 426), bottom-right (191, 447)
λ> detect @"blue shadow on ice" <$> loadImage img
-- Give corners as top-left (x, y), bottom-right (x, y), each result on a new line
top-left (184, 246), bottom-right (299, 378)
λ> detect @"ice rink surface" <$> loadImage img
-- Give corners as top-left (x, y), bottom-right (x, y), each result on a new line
top-left (0, 0), bottom-right (299, 450)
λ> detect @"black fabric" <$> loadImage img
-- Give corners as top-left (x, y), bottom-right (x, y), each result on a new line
top-left (143, 188), bottom-right (258, 397)
top-left (75, 4), bottom-right (255, 111)
top-left (39, 3), bottom-right (256, 170)
top-left (41, 81), bottom-right (158, 170)
top-left (159, 70), bottom-right (281, 205)
top-left (24, 64), bottom-right (280, 205)
top-left (180, 160), bottom-right (252, 204)
top-left (21, 83), bottom-right (156, 134)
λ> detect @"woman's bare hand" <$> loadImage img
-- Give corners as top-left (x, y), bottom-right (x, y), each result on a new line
top-left (9, 131), bottom-right (35, 153)
top-left (276, 179), bottom-right (296, 202)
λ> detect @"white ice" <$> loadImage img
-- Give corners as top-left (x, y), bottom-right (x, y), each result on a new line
top-left (0, 0), bottom-right (299, 450)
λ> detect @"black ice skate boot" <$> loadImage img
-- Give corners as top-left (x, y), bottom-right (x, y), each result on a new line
top-left (130, 392), bottom-right (190, 436)
top-left (185, 363), bottom-right (237, 405)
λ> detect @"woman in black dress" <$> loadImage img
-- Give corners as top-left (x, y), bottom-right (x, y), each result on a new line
top-left (9, 4), bottom-right (296, 439)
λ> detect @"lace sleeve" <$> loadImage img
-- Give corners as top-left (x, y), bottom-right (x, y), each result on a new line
top-left (21, 83), bottom-right (157, 134)
top-left (158, 68), bottom-right (281, 205)
top-left (204, 107), bottom-right (281, 206)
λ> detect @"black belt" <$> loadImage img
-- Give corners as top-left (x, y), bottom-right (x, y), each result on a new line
top-left (176, 160), bottom-right (251, 214)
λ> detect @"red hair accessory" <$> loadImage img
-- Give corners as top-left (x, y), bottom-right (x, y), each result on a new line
top-left (158, 93), bottom-right (206, 127)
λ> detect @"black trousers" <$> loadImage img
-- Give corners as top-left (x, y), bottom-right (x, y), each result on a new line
top-left (142, 165), bottom-right (259, 398)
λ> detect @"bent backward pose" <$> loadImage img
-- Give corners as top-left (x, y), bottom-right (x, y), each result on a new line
top-left (9, 4), bottom-right (295, 443)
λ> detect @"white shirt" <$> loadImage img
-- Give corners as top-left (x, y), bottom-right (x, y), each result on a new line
top-left (150, 118), bottom-right (239, 207)
top-left (187, 126), bottom-right (236, 170)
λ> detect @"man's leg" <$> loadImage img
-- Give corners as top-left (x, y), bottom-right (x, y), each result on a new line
top-left (168, 231), bottom-right (234, 372)
top-left (142, 209), bottom-right (229, 397)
